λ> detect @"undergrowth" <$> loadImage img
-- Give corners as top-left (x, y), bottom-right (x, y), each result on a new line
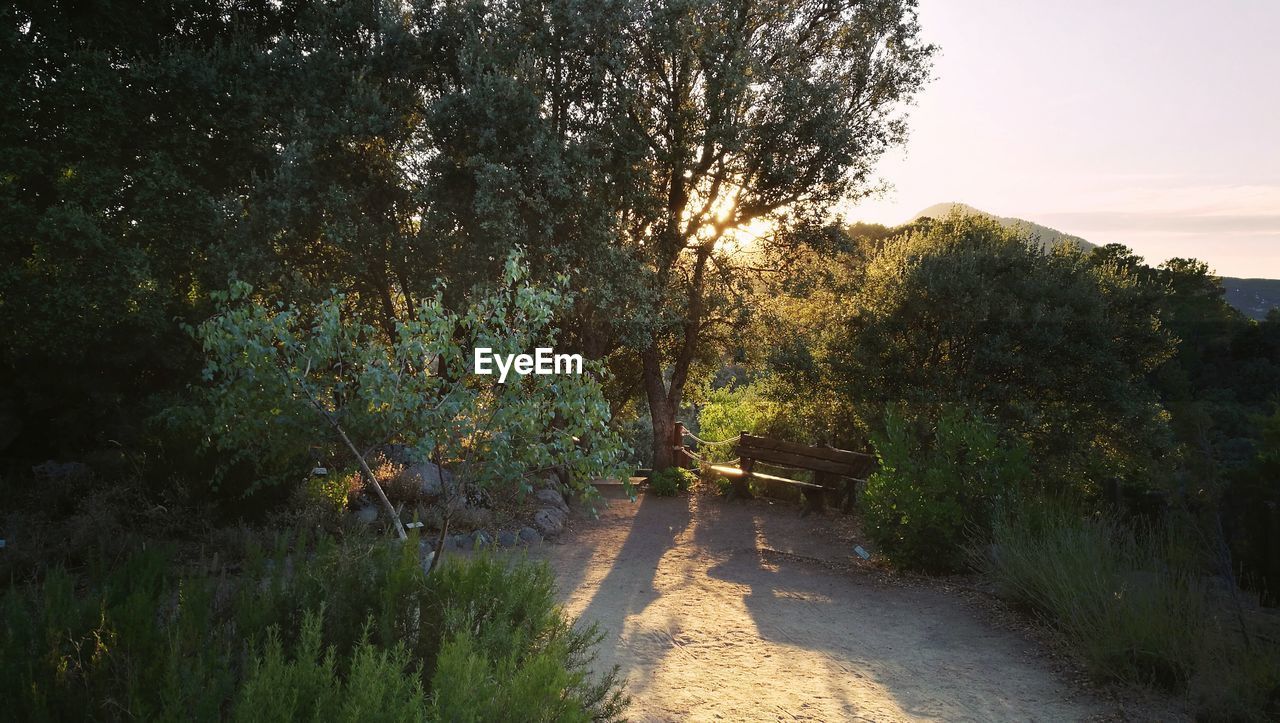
top-left (0, 533), bottom-right (628, 721)
top-left (978, 502), bottom-right (1280, 720)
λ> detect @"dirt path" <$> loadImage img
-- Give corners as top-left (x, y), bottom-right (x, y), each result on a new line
top-left (535, 486), bottom-right (1104, 722)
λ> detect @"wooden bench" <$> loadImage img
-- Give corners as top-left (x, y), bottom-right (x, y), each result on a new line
top-left (709, 433), bottom-right (876, 513)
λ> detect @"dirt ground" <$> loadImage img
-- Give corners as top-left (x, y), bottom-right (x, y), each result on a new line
top-left (533, 485), bottom-right (1110, 722)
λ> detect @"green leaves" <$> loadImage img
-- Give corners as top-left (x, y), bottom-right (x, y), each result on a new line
top-left (196, 251), bottom-right (630, 497)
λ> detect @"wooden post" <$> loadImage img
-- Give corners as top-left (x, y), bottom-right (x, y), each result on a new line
top-left (673, 420), bottom-right (690, 469)
top-left (736, 429), bottom-right (754, 499)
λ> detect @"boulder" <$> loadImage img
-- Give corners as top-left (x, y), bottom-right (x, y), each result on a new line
top-left (471, 530), bottom-right (492, 549)
top-left (532, 508), bottom-right (565, 537)
top-left (534, 488), bottom-right (569, 514)
top-left (353, 506), bottom-right (379, 525)
top-left (31, 460), bottom-right (92, 481)
top-left (380, 444), bottom-right (422, 466)
top-left (497, 530), bottom-right (518, 547)
top-left (518, 526), bottom-right (542, 544)
top-left (456, 533), bottom-right (473, 552)
top-left (401, 462), bottom-right (454, 497)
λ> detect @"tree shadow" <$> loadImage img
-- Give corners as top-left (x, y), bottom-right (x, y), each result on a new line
top-left (569, 491), bottom-right (693, 655)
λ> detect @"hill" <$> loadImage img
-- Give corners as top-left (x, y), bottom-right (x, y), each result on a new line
top-left (911, 202), bottom-right (1097, 251)
top-left (1222, 278), bottom-right (1280, 321)
top-left (908, 202), bottom-right (1279, 321)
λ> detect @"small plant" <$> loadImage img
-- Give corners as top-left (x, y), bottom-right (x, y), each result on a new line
top-left (649, 467), bottom-right (696, 496)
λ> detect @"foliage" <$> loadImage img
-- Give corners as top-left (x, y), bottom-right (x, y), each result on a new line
top-left (234, 612), bottom-right (426, 722)
top-left (0, 538), bottom-right (627, 721)
top-left (194, 251), bottom-right (631, 501)
top-left (862, 406), bottom-right (1030, 572)
top-left (649, 467), bottom-right (696, 497)
top-left (694, 380), bottom-right (790, 462)
top-left (781, 213), bottom-right (1175, 496)
top-left (979, 501), bottom-right (1280, 719)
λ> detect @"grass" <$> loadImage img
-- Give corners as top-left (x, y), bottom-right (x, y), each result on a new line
top-left (977, 501), bottom-right (1280, 719)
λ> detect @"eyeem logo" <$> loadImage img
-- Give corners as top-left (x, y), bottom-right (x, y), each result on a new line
top-left (473, 347), bottom-right (583, 383)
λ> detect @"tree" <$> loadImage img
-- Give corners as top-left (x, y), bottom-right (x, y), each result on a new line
top-left (0, 0), bottom-right (286, 454)
top-left (787, 213), bottom-right (1175, 493)
top-left (612, 0), bottom-right (935, 467)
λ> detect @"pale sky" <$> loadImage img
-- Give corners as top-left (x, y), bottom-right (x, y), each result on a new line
top-left (846, 0), bottom-right (1280, 279)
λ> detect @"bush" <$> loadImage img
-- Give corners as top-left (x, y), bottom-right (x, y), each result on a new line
top-left (0, 537), bottom-right (627, 721)
top-left (649, 467), bottom-right (696, 496)
top-left (785, 213), bottom-right (1175, 493)
top-left (862, 406), bottom-right (1030, 572)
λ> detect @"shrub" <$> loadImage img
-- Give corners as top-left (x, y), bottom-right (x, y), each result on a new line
top-left (0, 538), bottom-right (627, 721)
top-left (194, 250), bottom-right (631, 513)
top-left (862, 406), bottom-right (1030, 572)
top-left (649, 467), bottom-right (696, 497)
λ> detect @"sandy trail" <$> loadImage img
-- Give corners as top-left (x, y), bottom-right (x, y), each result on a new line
top-left (535, 486), bottom-right (1102, 722)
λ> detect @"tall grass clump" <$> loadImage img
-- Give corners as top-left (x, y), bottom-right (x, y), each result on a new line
top-left (980, 504), bottom-right (1206, 688)
top-left (979, 501), bottom-right (1280, 719)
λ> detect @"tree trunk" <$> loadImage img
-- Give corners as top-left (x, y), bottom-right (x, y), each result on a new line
top-left (643, 344), bottom-right (677, 471)
top-left (649, 394), bottom-right (676, 471)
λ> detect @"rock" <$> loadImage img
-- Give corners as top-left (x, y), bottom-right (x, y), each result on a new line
top-left (401, 462), bottom-right (454, 497)
top-left (420, 550), bottom-right (435, 573)
top-left (471, 530), bottom-right (492, 549)
top-left (380, 444), bottom-right (422, 466)
top-left (534, 488), bottom-right (569, 514)
top-left (31, 460), bottom-right (92, 481)
top-left (353, 506), bottom-right (379, 525)
top-left (456, 533), bottom-right (473, 552)
top-left (532, 508), bottom-right (565, 537)
top-left (497, 530), bottom-right (518, 547)
top-left (519, 526), bottom-right (542, 544)
top-left (442, 535), bottom-right (463, 552)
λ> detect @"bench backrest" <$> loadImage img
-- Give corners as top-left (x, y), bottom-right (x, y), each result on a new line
top-left (737, 434), bottom-right (875, 480)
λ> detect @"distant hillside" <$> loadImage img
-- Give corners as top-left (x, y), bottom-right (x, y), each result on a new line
top-left (1222, 278), bottom-right (1280, 321)
top-left (911, 202), bottom-right (1097, 251)
top-left (907, 202), bottom-right (1279, 321)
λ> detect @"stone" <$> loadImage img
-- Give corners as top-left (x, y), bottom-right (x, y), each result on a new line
top-left (497, 530), bottom-right (518, 547)
top-left (353, 506), bottom-right (379, 525)
top-left (401, 462), bottom-right (454, 497)
top-left (442, 535), bottom-right (463, 552)
top-left (532, 508), bottom-right (565, 537)
top-left (380, 444), bottom-right (421, 466)
top-left (519, 526), bottom-right (542, 544)
top-left (456, 533), bottom-right (473, 551)
top-left (31, 460), bottom-right (92, 481)
top-left (471, 530), bottom-right (491, 549)
top-left (534, 488), bottom-right (569, 514)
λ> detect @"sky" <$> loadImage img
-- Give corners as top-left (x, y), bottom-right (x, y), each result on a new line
top-left (845, 0), bottom-right (1280, 279)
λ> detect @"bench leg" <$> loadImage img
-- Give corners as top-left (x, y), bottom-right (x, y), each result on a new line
top-left (841, 478), bottom-right (858, 513)
top-left (801, 487), bottom-right (824, 516)
top-left (735, 458), bottom-right (755, 499)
